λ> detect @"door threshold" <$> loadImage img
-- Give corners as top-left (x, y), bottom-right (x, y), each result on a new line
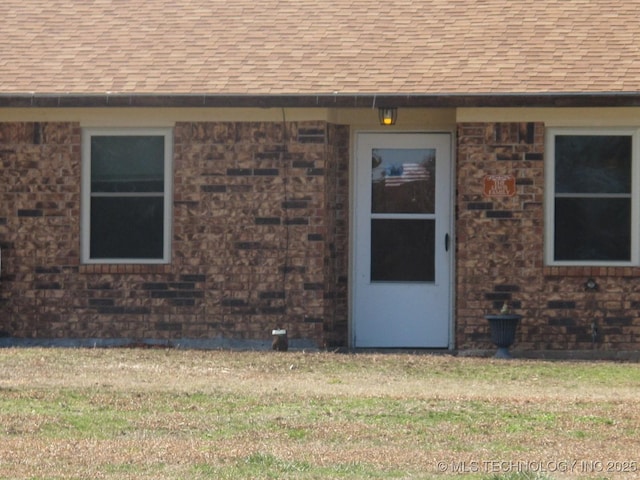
top-left (345, 347), bottom-right (456, 355)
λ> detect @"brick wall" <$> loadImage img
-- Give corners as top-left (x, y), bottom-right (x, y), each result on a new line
top-left (7, 119), bottom-right (638, 352)
top-left (322, 124), bottom-right (350, 347)
top-left (0, 121), bottom-right (350, 347)
top-left (0, 122), bottom-right (81, 338)
top-left (456, 122), bottom-right (640, 352)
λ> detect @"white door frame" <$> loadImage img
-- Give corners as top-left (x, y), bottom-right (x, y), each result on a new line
top-left (349, 130), bottom-right (456, 349)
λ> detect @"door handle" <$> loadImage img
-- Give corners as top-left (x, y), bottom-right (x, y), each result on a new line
top-left (445, 233), bottom-right (450, 252)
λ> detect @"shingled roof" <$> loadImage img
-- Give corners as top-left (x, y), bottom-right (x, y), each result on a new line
top-left (2, 0), bottom-right (640, 107)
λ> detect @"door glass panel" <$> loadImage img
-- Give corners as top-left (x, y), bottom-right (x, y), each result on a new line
top-left (372, 148), bottom-right (435, 213)
top-left (371, 219), bottom-right (435, 282)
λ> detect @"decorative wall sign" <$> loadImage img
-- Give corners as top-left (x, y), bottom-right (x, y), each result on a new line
top-left (483, 174), bottom-right (516, 197)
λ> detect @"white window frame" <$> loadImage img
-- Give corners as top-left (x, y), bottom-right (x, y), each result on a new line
top-left (81, 127), bottom-right (173, 264)
top-left (545, 127), bottom-right (640, 266)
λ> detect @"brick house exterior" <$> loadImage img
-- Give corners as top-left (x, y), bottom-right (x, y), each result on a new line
top-left (2, 115), bottom-right (640, 354)
top-left (3, 1), bottom-right (640, 355)
top-left (0, 120), bottom-right (350, 348)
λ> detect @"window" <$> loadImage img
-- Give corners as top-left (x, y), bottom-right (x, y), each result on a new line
top-left (81, 128), bottom-right (172, 263)
top-left (546, 129), bottom-right (639, 265)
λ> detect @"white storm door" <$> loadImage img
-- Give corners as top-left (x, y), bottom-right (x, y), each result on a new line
top-left (353, 133), bottom-right (452, 348)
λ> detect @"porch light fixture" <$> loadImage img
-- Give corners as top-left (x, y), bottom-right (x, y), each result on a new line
top-left (378, 107), bottom-right (397, 126)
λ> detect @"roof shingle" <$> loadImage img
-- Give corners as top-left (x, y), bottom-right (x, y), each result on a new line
top-left (1, 0), bottom-right (640, 97)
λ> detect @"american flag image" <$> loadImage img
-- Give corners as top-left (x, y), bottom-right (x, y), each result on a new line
top-left (382, 163), bottom-right (430, 187)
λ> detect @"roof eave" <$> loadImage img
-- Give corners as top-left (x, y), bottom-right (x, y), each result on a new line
top-left (3, 93), bottom-right (640, 108)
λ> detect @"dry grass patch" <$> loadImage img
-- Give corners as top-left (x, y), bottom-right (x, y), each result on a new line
top-left (1, 348), bottom-right (639, 479)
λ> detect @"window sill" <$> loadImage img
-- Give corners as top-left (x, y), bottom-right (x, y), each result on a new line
top-left (79, 264), bottom-right (172, 274)
top-left (543, 266), bottom-right (638, 277)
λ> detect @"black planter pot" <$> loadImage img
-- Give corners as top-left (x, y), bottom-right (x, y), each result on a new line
top-left (485, 314), bottom-right (522, 359)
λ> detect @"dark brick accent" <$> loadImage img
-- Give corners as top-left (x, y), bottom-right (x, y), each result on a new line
top-left (566, 330), bottom-right (594, 343)
top-left (496, 152), bottom-right (522, 161)
top-left (171, 299), bottom-right (196, 307)
top-left (484, 292), bottom-right (511, 301)
top-left (254, 151), bottom-right (283, 160)
top-left (35, 282), bottom-right (61, 290)
top-left (17, 209), bottom-right (43, 217)
top-left (547, 301), bottom-right (576, 309)
top-left (292, 160), bottom-right (315, 168)
top-left (281, 265), bottom-right (306, 274)
top-left (486, 211), bottom-right (513, 218)
top-left (201, 185), bottom-right (227, 193)
top-left (516, 178), bottom-right (534, 185)
top-left (259, 291), bottom-right (285, 299)
top-left (235, 242), bottom-right (262, 250)
top-left (35, 266), bottom-right (62, 274)
top-left (303, 283), bottom-right (324, 290)
top-left (494, 285), bottom-right (520, 292)
top-left (180, 274), bottom-right (206, 282)
top-left (33, 122), bottom-right (43, 144)
top-left (282, 200), bottom-right (307, 209)
top-left (89, 299), bottom-right (115, 307)
top-left (254, 168), bottom-right (279, 176)
top-left (467, 202), bottom-right (493, 210)
top-left (221, 299), bottom-right (248, 307)
top-left (526, 122), bottom-right (535, 144)
top-left (97, 306), bottom-right (151, 314)
top-left (124, 307), bottom-right (152, 314)
top-left (525, 152), bottom-right (544, 161)
top-left (307, 234), bottom-right (323, 241)
top-left (168, 282), bottom-right (195, 290)
top-left (604, 317), bottom-right (633, 326)
top-left (297, 128), bottom-right (325, 143)
top-left (255, 217), bottom-right (281, 225)
top-left (151, 291), bottom-right (204, 299)
top-left (469, 331), bottom-right (488, 342)
top-left (142, 283), bottom-right (169, 290)
top-left (157, 322), bottom-right (182, 331)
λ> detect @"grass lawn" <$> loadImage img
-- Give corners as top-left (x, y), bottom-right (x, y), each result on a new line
top-left (1, 348), bottom-right (639, 479)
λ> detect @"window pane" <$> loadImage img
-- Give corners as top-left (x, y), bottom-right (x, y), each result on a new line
top-left (91, 136), bottom-right (165, 192)
top-left (554, 197), bottom-right (631, 261)
top-left (371, 219), bottom-right (435, 282)
top-left (371, 148), bottom-right (435, 213)
top-left (90, 197), bottom-right (164, 259)
top-left (555, 135), bottom-right (631, 194)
